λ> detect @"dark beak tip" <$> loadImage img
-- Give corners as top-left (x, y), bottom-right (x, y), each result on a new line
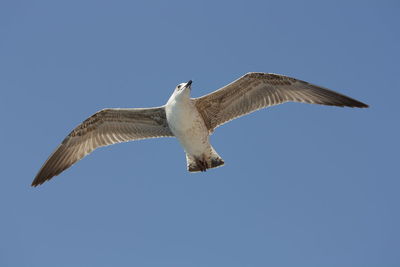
top-left (187, 80), bottom-right (192, 86)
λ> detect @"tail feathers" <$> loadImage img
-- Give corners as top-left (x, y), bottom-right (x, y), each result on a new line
top-left (187, 148), bottom-right (224, 172)
top-left (210, 156), bottom-right (225, 169)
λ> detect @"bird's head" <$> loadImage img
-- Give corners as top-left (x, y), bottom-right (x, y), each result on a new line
top-left (172, 80), bottom-right (192, 100)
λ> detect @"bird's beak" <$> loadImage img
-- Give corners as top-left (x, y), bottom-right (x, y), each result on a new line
top-left (186, 80), bottom-right (192, 88)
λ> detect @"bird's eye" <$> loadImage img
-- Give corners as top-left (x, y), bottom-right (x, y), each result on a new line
top-left (177, 85), bottom-right (182, 89)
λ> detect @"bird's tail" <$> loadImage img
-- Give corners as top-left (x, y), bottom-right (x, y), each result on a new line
top-left (187, 147), bottom-right (224, 172)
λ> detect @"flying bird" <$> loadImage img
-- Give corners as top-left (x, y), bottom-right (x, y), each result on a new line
top-left (32, 72), bottom-right (368, 186)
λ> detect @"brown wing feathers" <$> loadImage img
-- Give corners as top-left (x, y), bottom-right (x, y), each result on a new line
top-left (32, 108), bottom-right (172, 186)
top-left (195, 73), bottom-right (368, 132)
top-left (33, 73), bottom-right (368, 186)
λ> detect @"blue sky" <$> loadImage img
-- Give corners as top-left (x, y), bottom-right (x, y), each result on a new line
top-left (1, 0), bottom-right (399, 266)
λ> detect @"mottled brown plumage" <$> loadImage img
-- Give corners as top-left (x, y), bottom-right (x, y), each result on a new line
top-left (195, 73), bottom-right (368, 132)
top-left (33, 72), bottom-right (368, 186)
top-left (32, 108), bottom-right (172, 186)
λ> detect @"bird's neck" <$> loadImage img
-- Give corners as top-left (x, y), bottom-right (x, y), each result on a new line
top-left (167, 93), bottom-right (191, 106)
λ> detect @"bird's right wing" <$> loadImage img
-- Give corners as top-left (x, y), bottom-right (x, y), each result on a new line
top-left (32, 107), bottom-right (173, 186)
top-left (195, 72), bottom-right (368, 132)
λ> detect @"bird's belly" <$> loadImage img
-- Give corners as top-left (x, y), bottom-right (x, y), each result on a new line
top-left (175, 124), bottom-right (209, 156)
top-left (167, 104), bottom-right (210, 156)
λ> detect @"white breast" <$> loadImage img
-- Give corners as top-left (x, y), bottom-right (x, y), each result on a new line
top-left (165, 98), bottom-right (210, 157)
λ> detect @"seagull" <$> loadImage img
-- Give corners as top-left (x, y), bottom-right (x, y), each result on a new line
top-left (32, 72), bottom-right (368, 186)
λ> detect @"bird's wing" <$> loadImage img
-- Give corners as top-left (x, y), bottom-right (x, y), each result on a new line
top-left (32, 107), bottom-right (173, 186)
top-left (194, 72), bottom-right (368, 132)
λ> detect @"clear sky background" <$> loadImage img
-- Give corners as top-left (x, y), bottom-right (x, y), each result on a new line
top-left (1, 0), bottom-right (399, 266)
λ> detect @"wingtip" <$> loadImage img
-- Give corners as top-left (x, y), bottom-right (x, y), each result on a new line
top-left (354, 101), bottom-right (369, 108)
top-left (31, 178), bottom-right (42, 187)
top-left (31, 173), bottom-right (49, 187)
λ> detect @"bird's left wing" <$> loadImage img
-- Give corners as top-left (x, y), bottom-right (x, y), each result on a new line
top-left (32, 107), bottom-right (173, 186)
top-left (194, 72), bottom-right (368, 132)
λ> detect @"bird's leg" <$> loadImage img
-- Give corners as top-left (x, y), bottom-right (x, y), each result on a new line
top-left (195, 156), bottom-right (208, 172)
